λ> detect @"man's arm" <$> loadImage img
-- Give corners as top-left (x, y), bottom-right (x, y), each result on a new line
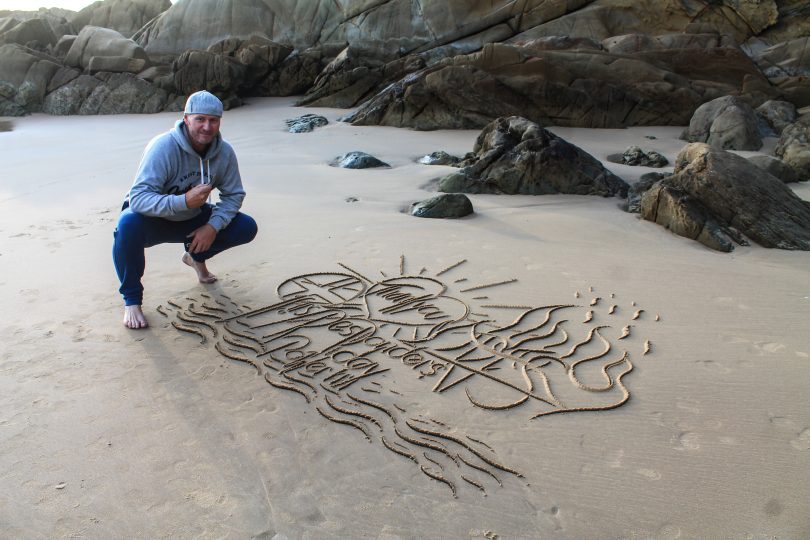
top-left (128, 136), bottom-right (189, 217)
top-left (207, 146), bottom-right (246, 232)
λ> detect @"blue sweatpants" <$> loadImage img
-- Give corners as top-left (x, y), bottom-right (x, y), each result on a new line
top-left (113, 203), bottom-right (258, 306)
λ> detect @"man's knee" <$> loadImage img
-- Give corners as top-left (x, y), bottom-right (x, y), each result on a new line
top-left (235, 213), bottom-right (258, 244)
top-left (115, 210), bottom-right (147, 240)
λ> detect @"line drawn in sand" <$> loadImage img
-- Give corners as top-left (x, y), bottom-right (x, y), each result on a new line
top-left (161, 256), bottom-right (658, 498)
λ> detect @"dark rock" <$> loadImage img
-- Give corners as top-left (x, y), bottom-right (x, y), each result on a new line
top-left (42, 72), bottom-right (169, 115)
top-left (0, 43), bottom-right (62, 115)
top-left (756, 100), bottom-right (798, 136)
top-left (682, 95), bottom-right (763, 151)
top-left (641, 143), bottom-right (810, 251)
top-left (625, 172), bottom-right (670, 213)
top-left (775, 114), bottom-right (810, 180)
top-left (0, 17), bottom-right (58, 50)
top-left (747, 155), bottom-right (801, 183)
top-left (410, 194), bottom-right (474, 219)
top-left (172, 49), bottom-right (245, 97)
top-left (437, 116), bottom-right (628, 197)
top-left (285, 114), bottom-right (328, 133)
top-left (418, 151), bottom-right (462, 166)
top-left (606, 146), bottom-right (669, 167)
top-left (330, 151), bottom-right (390, 169)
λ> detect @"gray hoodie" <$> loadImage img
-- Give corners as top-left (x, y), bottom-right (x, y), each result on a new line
top-left (127, 119), bottom-right (245, 232)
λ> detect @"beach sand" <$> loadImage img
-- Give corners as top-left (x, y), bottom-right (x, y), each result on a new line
top-left (1, 97), bottom-right (809, 539)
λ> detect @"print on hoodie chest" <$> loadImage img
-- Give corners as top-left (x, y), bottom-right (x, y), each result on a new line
top-left (167, 170), bottom-right (217, 195)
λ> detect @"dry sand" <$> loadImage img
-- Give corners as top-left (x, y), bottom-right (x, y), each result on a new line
top-left (1, 97), bottom-right (809, 539)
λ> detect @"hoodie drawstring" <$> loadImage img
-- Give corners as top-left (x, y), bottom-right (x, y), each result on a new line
top-left (199, 157), bottom-right (212, 203)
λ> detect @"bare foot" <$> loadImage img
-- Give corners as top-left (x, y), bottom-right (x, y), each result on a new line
top-left (123, 305), bottom-right (149, 329)
top-left (182, 252), bottom-right (218, 284)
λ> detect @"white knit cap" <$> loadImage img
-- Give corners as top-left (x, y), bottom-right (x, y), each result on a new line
top-left (184, 90), bottom-right (223, 117)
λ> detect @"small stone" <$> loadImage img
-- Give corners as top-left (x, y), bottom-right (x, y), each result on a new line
top-left (330, 151), bottom-right (390, 169)
top-left (55, 482), bottom-right (67, 489)
top-left (417, 151), bottom-right (461, 166)
top-left (285, 114), bottom-right (328, 133)
top-left (410, 193), bottom-right (474, 218)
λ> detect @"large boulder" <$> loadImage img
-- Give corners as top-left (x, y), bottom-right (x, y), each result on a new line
top-left (206, 35), bottom-right (293, 94)
top-left (775, 114), bottom-right (810, 181)
top-left (682, 95), bottom-right (763, 151)
top-left (410, 194), bottom-right (474, 219)
top-left (71, 0), bottom-right (170, 38)
top-left (641, 143), bottom-right (810, 251)
top-left (42, 71), bottom-right (170, 115)
top-left (65, 25), bottom-right (149, 73)
top-left (747, 155), bottom-right (801, 184)
top-left (342, 40), bottom-right (773, 130)
top-left (171, 49), bottom-right (245, 98)
top-left (437, 116), bottom-right (628, 196)
top-left (0, 17), bottom-right (58, 50)
top-left (257, 48), bottom-right (326, 97)
top-left (0, 43), bottom-right (62, 114)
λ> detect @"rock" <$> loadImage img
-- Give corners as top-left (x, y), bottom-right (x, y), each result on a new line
top-left (172, 49), bottom-right (245, 97)
top-left (258, 48), bottom-right (326, 97)
top-left (71, 0), bottom-right (170, 38)
top-left (0, 43), bottom-right (62, 115)
top-left (88, 54), bottom-right (147, 74)
top-left (285, 114), bottom-right (328, 133)
top-left (606, 146), bottom-right (669, 167)
top-left (625, 172), bottom-right (670, 213)
top-left (297, 46), bottom-right (384, 108)
top-left (747, 155), bottom-right (801, 183)
top-left (756, 100), bottom-right (798, 136)
top-left (418, 151), bottom-right (462, 166)
top-left (775, 114), bottom-right (810, 180)
top-left (753, 37), bottom-right (810, 78)
top-left (64, 26), bottom-right (149, 73)
top-left (437, 116), bottom-right (628, 197)
top-left (0, 17), bottom-right (58, 50)
top-left (330, 151), bottom-right (390, 169)
top-left (641, 143), bottom-right (810, 251)
top-left (207, 35), bottom-right (293, 93)
top-left (42, 72), bottom-right (170, 115)
top-left (410, 194), bottom-right (474, 219)
top-left (343, 40), bottom-right (772, 130)
top-left (682, 96), bottom-right (763, 151)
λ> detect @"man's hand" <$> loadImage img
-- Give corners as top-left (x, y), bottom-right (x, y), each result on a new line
top-left (187, 224), bottom-right (217, 254)
top-left (185, 184), bottom-right (213, 209)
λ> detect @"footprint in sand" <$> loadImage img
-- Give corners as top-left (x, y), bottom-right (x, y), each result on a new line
top-left (672, 431), bottom-right (700, 451)
top-left (790, 429), bottom-right (810, 451)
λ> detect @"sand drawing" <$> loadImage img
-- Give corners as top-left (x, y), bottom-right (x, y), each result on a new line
top-left (161, 257), bottom-right (657, 498)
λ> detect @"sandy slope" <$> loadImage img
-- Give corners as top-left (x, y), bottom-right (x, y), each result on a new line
top-left (1, 97), bottom-right (809, 539)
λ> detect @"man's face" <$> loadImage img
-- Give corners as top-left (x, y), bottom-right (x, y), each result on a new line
top-left (183, 113), bottom-right (221, 151)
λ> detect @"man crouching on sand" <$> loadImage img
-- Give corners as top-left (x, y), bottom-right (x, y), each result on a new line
top-left (113, 90), bottom-right (257, 329)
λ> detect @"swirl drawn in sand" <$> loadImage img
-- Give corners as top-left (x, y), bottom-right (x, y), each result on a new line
top-left (160, 257), bottom-right (658, 498)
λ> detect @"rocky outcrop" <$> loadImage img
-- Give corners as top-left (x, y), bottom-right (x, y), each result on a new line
top-left (775, 114), bottom-right (810, 180)
top-left (133, 0), bottom-right (784, 59)
top-left (641, 143), bottom-right (810, 251)
top-left (71, 0), bottom-right (170, 39)
top-left (410, 194), bottom-right (474, 219)
top-left (682, 96), bottom-right (763, 151)
top-left (341, 39), bottom-right (773, 130)
top-left (753, 37), bottom-right (810, 107)
top-left (65, 25), bottom-right (149, 74)
top-left (437, 116), bottom-right (628, 196)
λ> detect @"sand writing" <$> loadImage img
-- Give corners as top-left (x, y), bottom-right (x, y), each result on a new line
top-left (160, 257), bottom-right (657, 497)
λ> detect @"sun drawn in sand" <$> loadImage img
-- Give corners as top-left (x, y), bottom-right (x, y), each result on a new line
top-left (159, 256), bottom-right (658, 498)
